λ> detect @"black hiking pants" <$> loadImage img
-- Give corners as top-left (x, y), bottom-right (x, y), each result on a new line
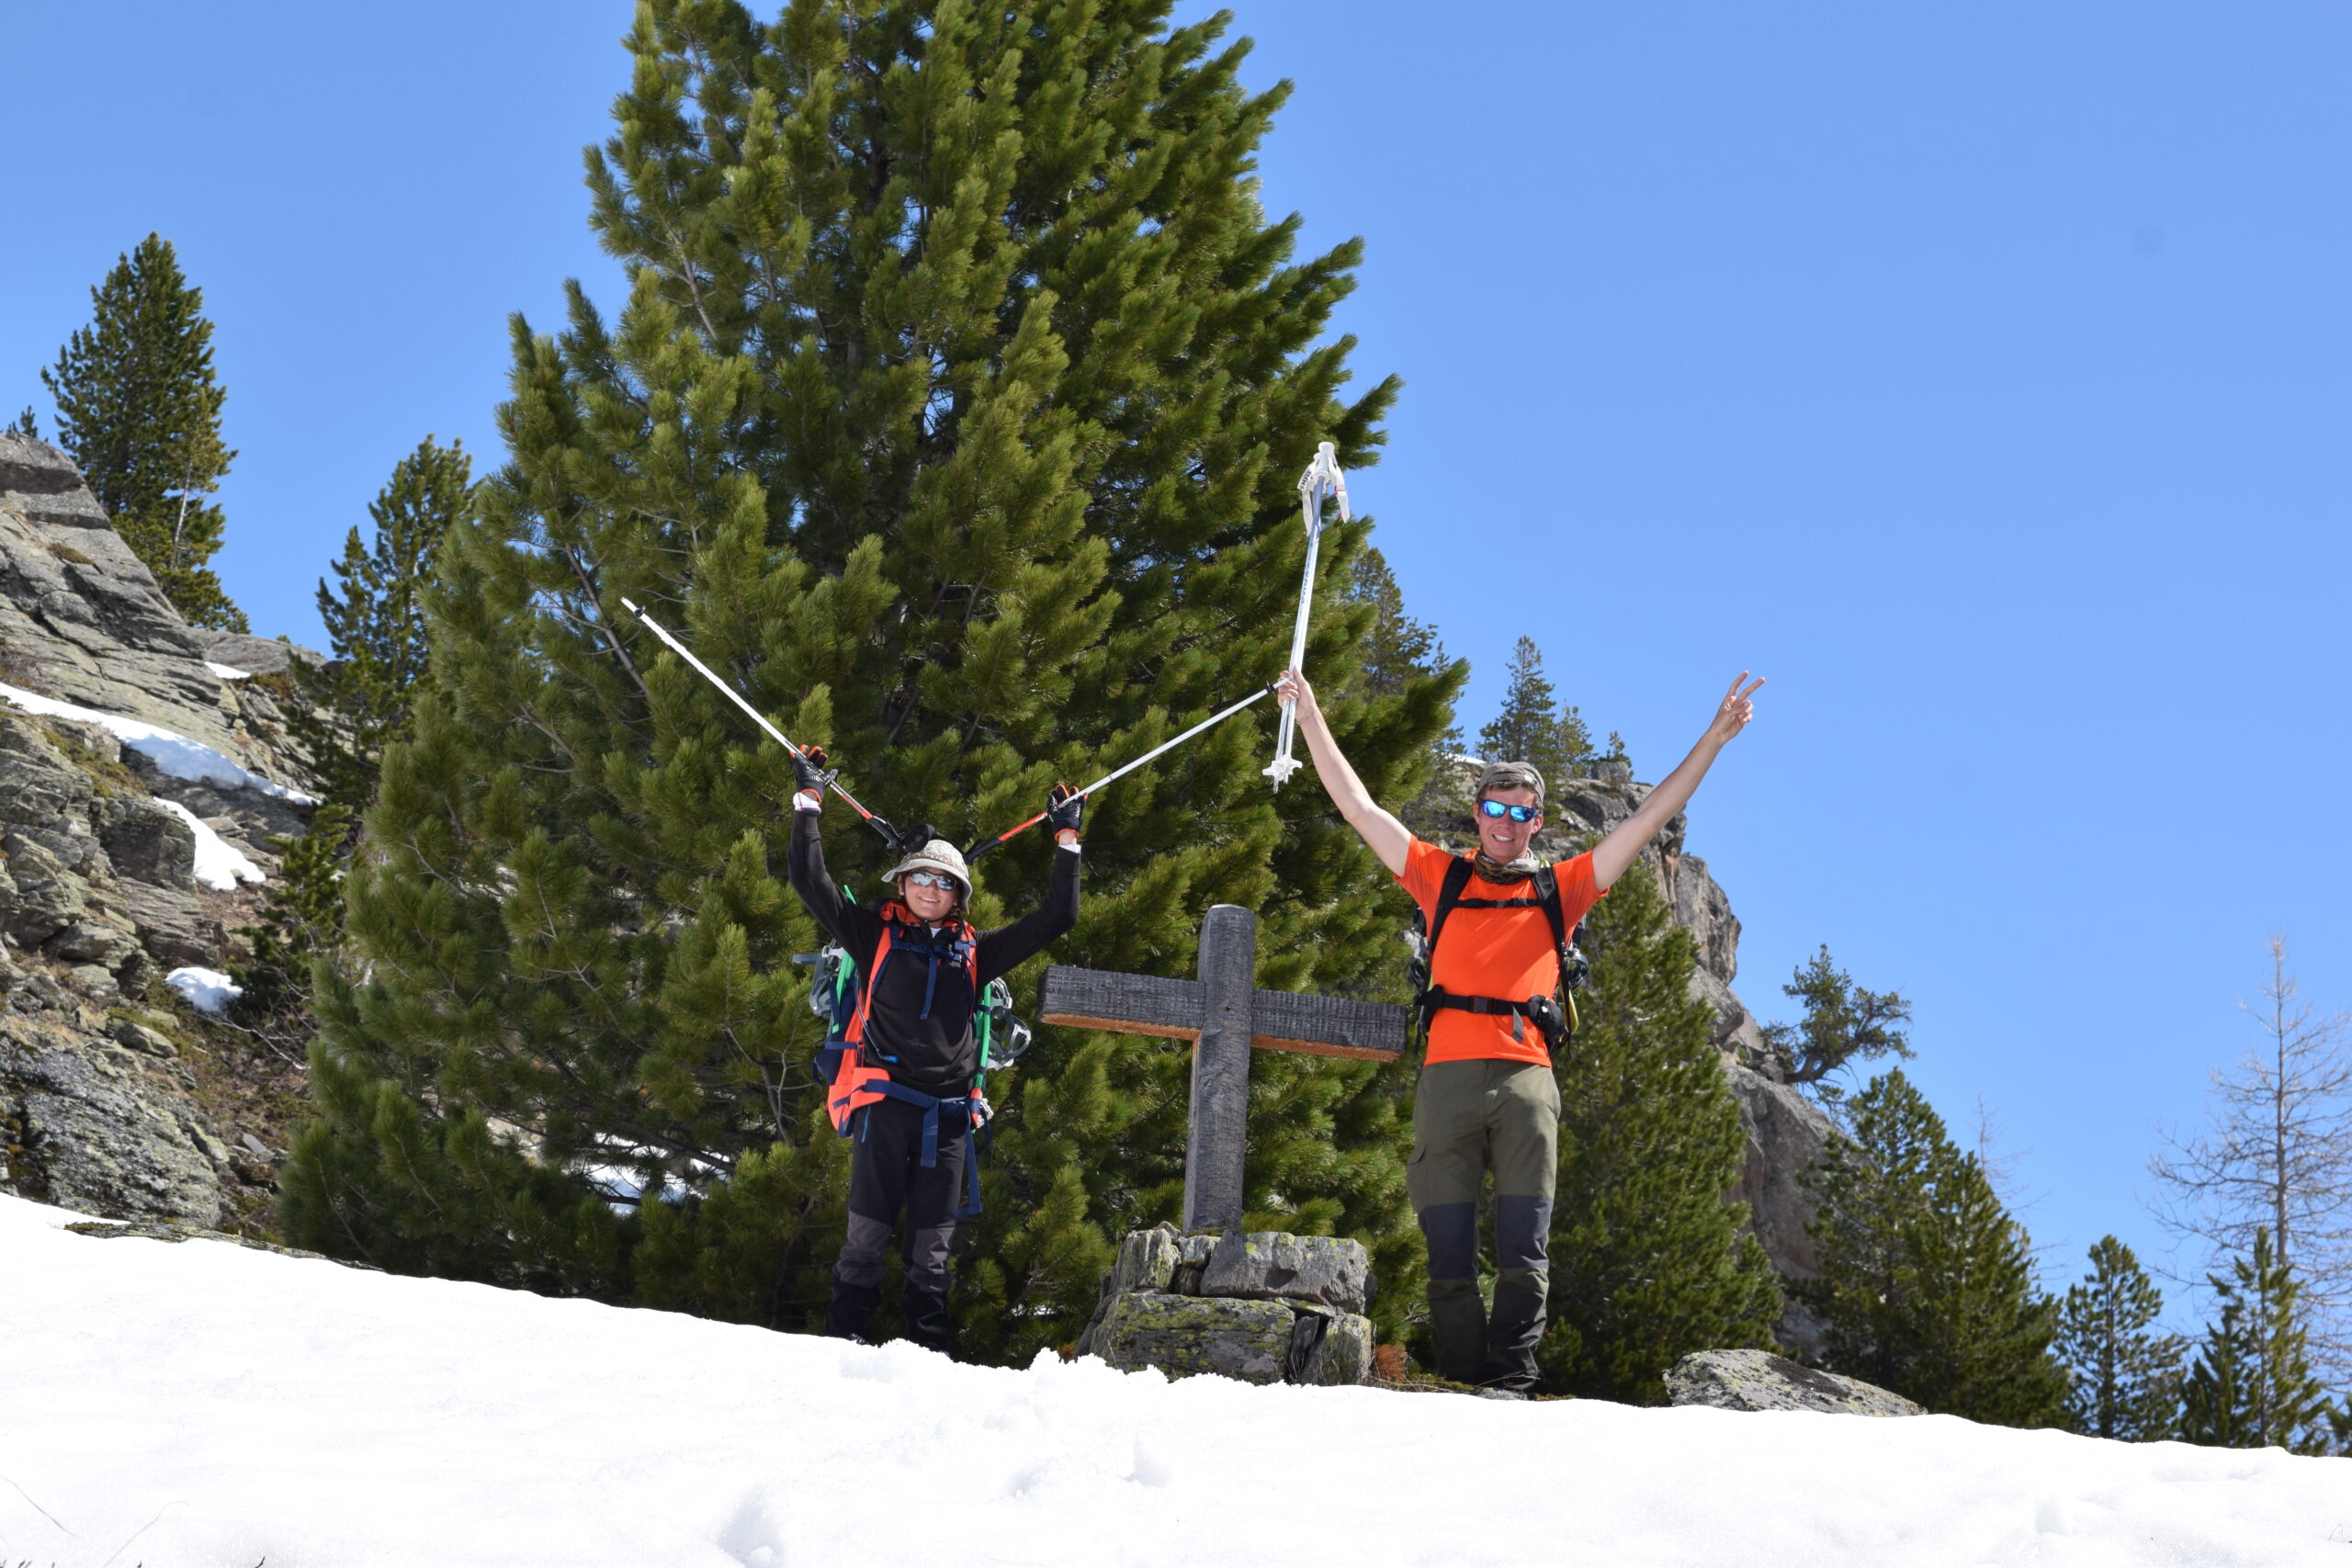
top-left (827, 1097), bottom-right (969, 1352)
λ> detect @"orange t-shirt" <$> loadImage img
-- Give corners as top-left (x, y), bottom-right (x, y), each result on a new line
top-left (1396, 838), bottom-right (1604, 1066)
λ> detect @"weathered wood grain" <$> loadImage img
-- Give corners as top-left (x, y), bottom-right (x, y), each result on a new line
top-left (1037, 967), bottom-right (1203, 1039)
top-left (1250, 989), bottom-right (1409, 1062)
top-left (1039, 967), bottom-right (1408, 1063)
top-left (1187, 906), bottom-right (1256, 1232)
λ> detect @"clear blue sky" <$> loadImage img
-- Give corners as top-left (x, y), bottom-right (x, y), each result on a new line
top-left (5, 3), bottom-right (2346, 1316)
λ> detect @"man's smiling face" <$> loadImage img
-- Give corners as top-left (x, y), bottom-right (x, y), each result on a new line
top-left (1476, 786), bottom-right (1543, 862)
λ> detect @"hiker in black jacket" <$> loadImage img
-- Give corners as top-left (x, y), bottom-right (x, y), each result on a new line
top-left (786, 746), bottom-right (1080, 1352)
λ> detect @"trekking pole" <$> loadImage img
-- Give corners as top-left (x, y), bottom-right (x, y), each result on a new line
top-left (1263, 441), bottom-right (1349, 790)
top-left (965, 683), bottom-right (1278, 861)
top-left (617, 597), bottom-right (904, 848)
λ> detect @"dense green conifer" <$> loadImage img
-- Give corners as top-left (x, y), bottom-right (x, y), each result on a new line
top-left (1802, 1068), bottom-right (2068, 1426)
top-left (2055, 1235), bottom-right (2185, 1440)
top-left (1537, 863), bottom-right (1782, 1401)
top-left (2178, 1228), bottom-right (2335, 1453)
top-left (238, 440), bottom-right (473, 1042)
top-left (282, 0), bottom-right (1453, 1359)
top-left (1343, 546), bottom-right (1464, 841)
top-left (42, 234), bottom-right (245, 630)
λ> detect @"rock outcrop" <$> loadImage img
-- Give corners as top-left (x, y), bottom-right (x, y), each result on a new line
top-left (1664, 1348), bottom-right (1922, 1416)
top-left (1077, 1225), bottom-right (1375, 1386)
top-left (0, 434), bottom-right (317, 1231)
top-left (0, 435), bottom-right (310, 775)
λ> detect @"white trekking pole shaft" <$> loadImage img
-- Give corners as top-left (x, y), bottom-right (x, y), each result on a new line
top-left (618, 597), bottom-right (892, 831)
top-left (1265, 442), bottom-right (1349, 789)
top-left (1265, 526), bottom-right (1319, 774)
top-left (1079, 683), bottom-right (1276, 799)
top-left (966, 684), bottom-right (1275, 860)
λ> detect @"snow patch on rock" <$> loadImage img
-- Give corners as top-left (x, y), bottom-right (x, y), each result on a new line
top-left (0, 680), bottom-right (318, 803)
top-left (204, 660), bottom-right (254, 681)
top-left (151, 796), bottom-right (266, 889)
top-left (165, 965), bottom-right (243, 1015)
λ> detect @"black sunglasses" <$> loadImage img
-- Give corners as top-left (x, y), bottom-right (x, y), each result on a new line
top-left (1476, 799), bottom-right (1540, 823)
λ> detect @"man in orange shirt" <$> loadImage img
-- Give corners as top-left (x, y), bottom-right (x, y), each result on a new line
top-left (1273, 666), bottom-right (1764, 1393)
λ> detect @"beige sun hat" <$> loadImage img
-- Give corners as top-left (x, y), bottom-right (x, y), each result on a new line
top-left (884, 838), bottom-right (972, 897)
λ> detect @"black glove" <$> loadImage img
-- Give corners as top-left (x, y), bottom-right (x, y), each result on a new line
top-left (1046, 783), bottom-right (1084, 836)
top-left (793, 744), bottom-right (837, 798)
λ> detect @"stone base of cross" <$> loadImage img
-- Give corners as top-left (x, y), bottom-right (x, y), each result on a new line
top-left (1037, 905), bottom-right (1411, 1232)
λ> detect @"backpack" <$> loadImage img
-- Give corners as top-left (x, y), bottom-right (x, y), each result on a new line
top-left (1404, 856), bottom-right (1591, 1060)
top-left (794, 892), bottom-right (1033, 1216)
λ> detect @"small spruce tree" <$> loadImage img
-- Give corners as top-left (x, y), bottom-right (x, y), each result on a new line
top-left (2178, 1227), bottom-right (2336, 1453)
top-left (289, 435), bottom-right (475, 810)
top-left (1802, 1067), bottom-right (2068, 1426)
top-left (1537, 862), bottom-right (1783, 1401)
top-left (231, 802), bottom-right (355, 1037)
top-left (42, 233), bottom-right (245, 630)
top-left (1476, 636), bottom-right (1590, 793)
top-left (2055, 1235), bottom-right (2186, 1439)
top-left (9, 407), bottom-right (35, 439)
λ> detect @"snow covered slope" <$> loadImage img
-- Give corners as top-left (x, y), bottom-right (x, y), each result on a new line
top-left (1, 1194), bottom-right (2342, 1568)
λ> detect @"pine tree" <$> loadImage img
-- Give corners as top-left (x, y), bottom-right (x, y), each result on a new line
top-left (229, 802), bottom-right (354, 1038)
top-left (282, 1), bottom-right (1455, 1361)
top-left (289, 436), bottom-right (475, 811)
top-left (1537, 863), bottom-right (1783, 1401)
top-left (9, 407), bottom-right (35, 439)
top-left (2179, 1227), bottom-right (2336, 1453)
top-left (1476, 636), bottom-right (1591, 793)
top-left (41, 233), bottom-right (245, 630)
top-left (1340, 546), bottom-right (1465, 841)
top-left (2055, 1235), bottom-right (2186, 1439)
top-left (1802, 1068), bottom-right (2069, 1426)
top-left (1760, 945), bottom-right (1915, 1099)
top-left (1340, 546), bottom-right (1449, 705)
top-left (235, 441), bottom-right (472, 1048)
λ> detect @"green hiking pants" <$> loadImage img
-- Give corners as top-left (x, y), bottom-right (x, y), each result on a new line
top-left (1405, 1058), bottom-right (1559, 1389)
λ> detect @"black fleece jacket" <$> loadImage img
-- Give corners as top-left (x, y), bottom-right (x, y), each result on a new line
top-left (787, 809), bottom-right (1080, 1096)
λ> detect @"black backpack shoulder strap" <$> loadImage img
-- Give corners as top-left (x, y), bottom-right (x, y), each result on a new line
top-left (1532, 864), bottom-right (1568, 961)
top-left (1425, 855), bottom-right (1478, 964)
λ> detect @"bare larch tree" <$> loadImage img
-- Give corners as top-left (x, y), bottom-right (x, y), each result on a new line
top-left (2147, 935), bottom-right (2352, 1379)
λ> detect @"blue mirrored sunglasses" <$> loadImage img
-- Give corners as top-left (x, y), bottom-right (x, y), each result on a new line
top-left (1476, 799), bottom-right (1540, 823)
top-left (903, 869), bottom-right (962, 890)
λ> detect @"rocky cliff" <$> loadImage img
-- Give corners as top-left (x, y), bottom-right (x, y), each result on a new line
top-left (1419, 756), bottom-right (1836, 1350)
top-left (0, 434), bottom-right (319, 1234)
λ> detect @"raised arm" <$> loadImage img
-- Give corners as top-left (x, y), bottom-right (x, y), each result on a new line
top-left (786, 745), bottom-right (879, 953)
top-left (1590, 673), bottom-right (1765, 891)
top-left (1272, 669), bottom-right (1412, 875)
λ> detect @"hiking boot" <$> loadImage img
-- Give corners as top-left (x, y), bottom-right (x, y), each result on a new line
top-left (827, 1280), bottom-right (881, 1343)
top-left (899, 1286), bottom-right (954, 1355)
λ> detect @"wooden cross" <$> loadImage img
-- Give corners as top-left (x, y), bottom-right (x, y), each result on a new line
top-left (1037, 904), bottom-right (1411, 1232)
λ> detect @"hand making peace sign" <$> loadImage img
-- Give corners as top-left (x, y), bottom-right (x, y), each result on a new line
top-left (1705, 672), bottom-right (1767, 748)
